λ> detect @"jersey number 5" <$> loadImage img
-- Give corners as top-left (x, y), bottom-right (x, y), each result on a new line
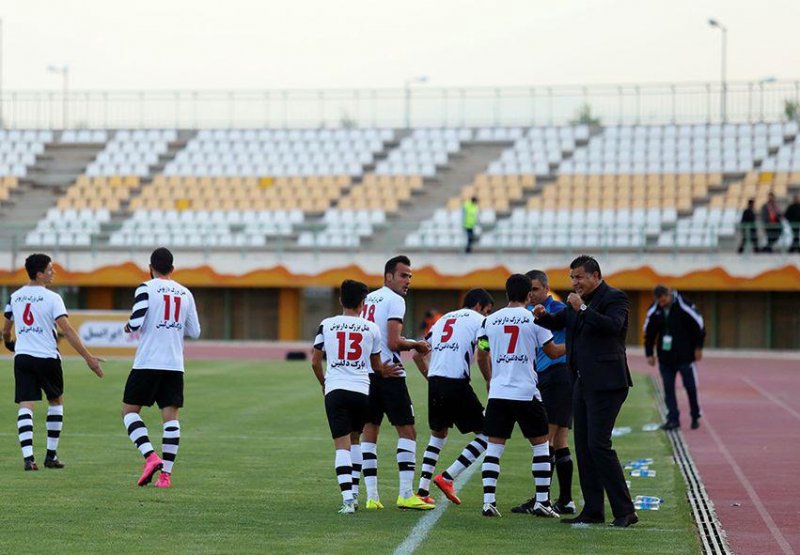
top-left (503, 325), bottom-right (519, 354)
top-left (440, 318), bottom-right (457, 342)
top-left (336, 332), bottom-right (363, 360)
top-left (163, 295), bottom-right (182, 322)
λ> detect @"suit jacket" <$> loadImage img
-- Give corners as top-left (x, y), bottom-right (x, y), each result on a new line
top-left (535, 281), bottom-right (633, 391)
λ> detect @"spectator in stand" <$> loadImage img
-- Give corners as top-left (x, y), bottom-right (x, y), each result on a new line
top-left (737, 199), bottom-right (758, 253)
top-left (760, 192), bottom-right (782, 253)
top-left (419, 308), bottom-right (443, 338)
top-left (463, 197), bottom-right (479, 254)
top-left (785, 194), bottom-right (800, 253)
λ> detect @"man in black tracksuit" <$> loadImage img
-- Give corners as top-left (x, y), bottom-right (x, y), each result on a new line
top-left (644, 285), bottom-right (705, 430)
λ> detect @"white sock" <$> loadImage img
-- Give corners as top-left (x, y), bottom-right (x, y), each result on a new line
top-left (482, 442), bottom-right (505, 505)
top-left (335, 449), bottom-right (354, 503)
top-left (532, 442), bottom-right (551, 504)
top-left (350, 444), bottom-right (362, 500)
top-left (397, 438), bottom-right (416, 498)
top-left (417, 436), bottom-right (446, 496)
top-left (123, 413), bottom-right (154, 458)
top-left (162, 420), bottom-right (180, 474)
top-left (361, 442), bottom-right (379, 501)
top-left (444, 433), bottom-right (488, 480)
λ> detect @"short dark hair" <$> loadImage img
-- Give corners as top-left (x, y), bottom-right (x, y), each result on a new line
top-left (25, 253), bottom-right (51, 280)
top-left (340, 280), bottom-right (369, 310)
top-left (150, 247), bottom-right (174, 276)
top-left (653, 284), bottom-right (670, 298)
top-left (525, 269), bottom-right (549, 288)
top-left (384, 255), bottom-right (411, 277)
top-left (506, 274), bottom-right (532, 303)
top-left (463, 288), bottom-right (494, 310)
top-left (570, 255), bottom-right (602, 279)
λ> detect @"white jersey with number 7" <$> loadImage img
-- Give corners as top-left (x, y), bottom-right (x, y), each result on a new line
top-left (127, 278), bottom-right (201, 372)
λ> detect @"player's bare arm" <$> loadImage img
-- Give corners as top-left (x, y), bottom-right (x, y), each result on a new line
top-left (477, 348), bottom-right (492, 392)
top-left (412, 350), bottom-right (430, 377)
top-left (56, 316), bottom-right (104, 377)
top-left (311, 348), bottom-right (325, 392)
top-left (371, 353), bottom-right (402, 378)
top-left (386, 320), bottom-right (428, 353)
top-left (2, 318), bottom-right (14, 352)
top-left (542, 340), bottom-right (566, 359)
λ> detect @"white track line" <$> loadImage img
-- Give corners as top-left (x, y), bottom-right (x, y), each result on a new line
top-left (742, 376), bottom-right (800, 422)
top-left (704, 417), bottom-right (795, 555)
top-left (393, 456), bottom-right (483, 555)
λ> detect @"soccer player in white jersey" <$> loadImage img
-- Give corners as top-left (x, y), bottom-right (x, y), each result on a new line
top-left (311, 279), bottom-right (400, 514)
top-left (476, 274), bottom-right (565, 518)
top-left (412, 288), bottom-right (494, 505)
top-left (360, 255), bottom-right (433, 511)
top-left (2, 253), bottom-right (104, 471)
top-left (121, 248), bottom-right (201, 488)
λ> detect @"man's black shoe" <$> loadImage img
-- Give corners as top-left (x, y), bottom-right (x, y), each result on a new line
top-left (659, 421), bottom-right (680, 431)
top-left (552, 499), bottom-right (577, 515)
top-left (510, 497), bottom-right (536, 514)
top-left (24, 459), bottom-right (39, 471)
top-left (561, 513), bottom-right (605, 524)
top-left (691, 417), bottom-right (701, 430)
top-left (44, 455), bottom-right (65, 469)
top-left (610, 512), bottom-right (639, 527)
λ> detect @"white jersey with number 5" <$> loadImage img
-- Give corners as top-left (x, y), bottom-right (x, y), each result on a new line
top-left (314, 315), bottom-right (382, 395)
top-left (361, 286), bottom-right (407, 376)
top-left (127, 278), bottom-right (201, 372)
top-left (425, 308), bottom-right (484, 380)
top-left (477, 306), bottom-right (553, 401)
top-left (4, 285), bottom-right (67, 359)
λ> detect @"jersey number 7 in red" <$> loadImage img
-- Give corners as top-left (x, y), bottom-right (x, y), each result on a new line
top-left (504, 325), bottom-right (519, 354)
top-left (336, 332), bottom-right (363, 360)
top-left (163, 295), bottom-right (182, 322)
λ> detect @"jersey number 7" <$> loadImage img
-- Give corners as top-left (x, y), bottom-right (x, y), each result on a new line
top-left (503, 325), bottom-right (519, 354)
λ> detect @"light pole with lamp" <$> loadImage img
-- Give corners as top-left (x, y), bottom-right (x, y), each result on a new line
top-left (404, 75), bottom-right (428, 129)
top-left (759, 76), bottom-right (777, 122)
top-left (47, 64), bottom-right (69, 129)
top-left (708, 18), bottom-right (727, 122)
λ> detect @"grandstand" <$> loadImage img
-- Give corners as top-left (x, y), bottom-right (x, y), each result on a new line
top-left (0, 121), bottom-right (798, 347)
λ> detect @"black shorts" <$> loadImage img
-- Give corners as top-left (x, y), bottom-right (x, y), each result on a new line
top-left (123, 369), bottom-right (184, 409)
top-left (325, 389), bottom-right (370, 439)
top-left (538, 364), bottom-right (573, 428)
top-left (368, 374), bottom-right (415, 427)
top-left (428, 377), bottom-right (484, 434)
top-left (484, 397), bottom-right (549, 439)
top-left (14, 354), bottom-right (64, 403)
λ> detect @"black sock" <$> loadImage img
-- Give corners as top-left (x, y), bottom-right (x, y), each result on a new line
top-left (554, 447), bottom-right (573, 503)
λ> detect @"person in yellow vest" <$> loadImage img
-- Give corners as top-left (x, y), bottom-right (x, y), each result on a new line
top-left (463, 197), bottom-right (479, 253)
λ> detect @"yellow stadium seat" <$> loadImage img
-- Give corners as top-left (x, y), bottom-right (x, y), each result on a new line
top-left (109, 176), bottom-right (123, 187)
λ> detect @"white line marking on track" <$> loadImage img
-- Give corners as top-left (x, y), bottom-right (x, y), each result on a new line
top-left (704, 416), bottom-right (795, 555)
top-left (742, 376), bottom-right (800, 422)
top-left (393, 455), bottom-right (483, 555)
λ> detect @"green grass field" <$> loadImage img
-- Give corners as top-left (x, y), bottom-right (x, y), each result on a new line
top-left (0, 359), bottom-right (700, 554)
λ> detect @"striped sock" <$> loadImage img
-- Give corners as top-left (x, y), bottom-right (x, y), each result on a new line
top-left (46, 405), bottom-right (64, 459)
top-left (361, 442), bottom-right (379, 501)
top-left (417, 436), bottom-right (446, 496)
top-left (397, 438), bottom-right (416, 498)
top-left (350, 444), bottom-right (362, 500)
top-left (443, 433), bottom-right (487, 481)
top-left (17, 408), bottom-right (34, 461)
top-left (335, 449), bottom-right (354, 503)
top-left (482, 442), bottom-right (505, 505)
top-left (162, 420), bottom-right (180, 474)
top-left (123, 413), bottom-right (154, 458)
top-left (532, 442), bottom-right (551, 504)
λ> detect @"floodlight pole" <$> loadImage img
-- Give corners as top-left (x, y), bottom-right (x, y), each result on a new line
top-left (47, 64), bottom-right (69, 129)
top-left (708, 19), bottom-right (728, 122)
top-left (404, 76), bottom-right (428, 129)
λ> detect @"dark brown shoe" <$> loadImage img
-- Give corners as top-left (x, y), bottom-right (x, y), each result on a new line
top-left (44, 456), bottom-right (65, 469)
top-left (24, 459), bottom-right (39, 471)
top-left (562, 513), bottom-right (605, 524)
top-left (611, 512), bottom-right (639, 527)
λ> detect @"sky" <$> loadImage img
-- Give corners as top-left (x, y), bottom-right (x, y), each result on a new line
top-left (0, 0), bottom-right (798, 91)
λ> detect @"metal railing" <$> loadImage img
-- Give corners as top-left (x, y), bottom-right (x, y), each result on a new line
top-left (0, 80), bottom-right (798, 130)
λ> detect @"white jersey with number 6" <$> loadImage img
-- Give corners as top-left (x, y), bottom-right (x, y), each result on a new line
top-left (425, 308), bottom-right (484, 380)
top-left (361, 286), bottom-right (407, 376)
top-left (314, 315), bottom-right (382, 395)
top-left (477, 306), bottom-right (553, 401)
top-left (4, 285), bottom-right (67, 359)
top-left (127, 278), bottom-right (201, 372)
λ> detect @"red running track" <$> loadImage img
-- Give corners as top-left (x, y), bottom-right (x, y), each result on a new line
top-left (629, 352), bottom-right (800, 555)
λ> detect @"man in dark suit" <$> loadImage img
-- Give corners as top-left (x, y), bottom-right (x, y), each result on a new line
top-left (532, 255), bottom-right (637, 527)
